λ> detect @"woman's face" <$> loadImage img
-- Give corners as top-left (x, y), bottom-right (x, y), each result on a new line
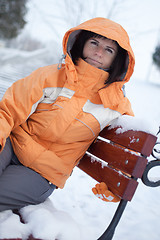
top-left (82, 37), bottom-right (118, 70)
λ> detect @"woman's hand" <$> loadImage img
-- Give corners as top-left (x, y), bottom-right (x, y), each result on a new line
top-left (92, 182), bottom-right (120, 202)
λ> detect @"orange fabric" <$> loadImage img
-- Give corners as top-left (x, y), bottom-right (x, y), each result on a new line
top-left (63, 17), bottom-right (135, 83)
top-left (0, 18), bottom-right (135, 188)
top-left (63, 17), bottom-right (135, 115)
top-left (92, 182), bottom-right (120, 202)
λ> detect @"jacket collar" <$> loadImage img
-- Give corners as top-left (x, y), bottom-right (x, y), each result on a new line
top-left (65, 54), bottom-right (108, 91)
top-left (64, 54), bottom-right (130, 114)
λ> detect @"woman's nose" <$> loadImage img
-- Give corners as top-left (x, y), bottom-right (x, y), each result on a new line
top-left (95, 46), bottom-right (103, 56)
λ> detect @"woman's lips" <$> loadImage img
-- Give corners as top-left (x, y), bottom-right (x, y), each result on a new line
top-left (86, 57), bottom-right (102, 66)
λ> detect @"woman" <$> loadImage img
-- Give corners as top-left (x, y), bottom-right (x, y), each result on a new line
top-left (0, 17), bottom-right (135, 211)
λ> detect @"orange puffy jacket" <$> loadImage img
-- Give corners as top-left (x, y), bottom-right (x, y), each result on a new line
top-left (0, 18), bottom-right (135, 188)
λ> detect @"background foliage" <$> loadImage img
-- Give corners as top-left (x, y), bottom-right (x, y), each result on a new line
top-left (153, 45), bottom-right (160, 70)
top-left (0, 0), bottom-right (28, 39)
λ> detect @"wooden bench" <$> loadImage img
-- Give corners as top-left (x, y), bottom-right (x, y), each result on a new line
top-left (3, 117), bottom-right (160, 240)
top-left (78, 117), bottom-right (159, 240)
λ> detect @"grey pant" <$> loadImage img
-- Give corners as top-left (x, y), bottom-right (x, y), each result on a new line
top-left (0, 138), bottom-right (56, 212)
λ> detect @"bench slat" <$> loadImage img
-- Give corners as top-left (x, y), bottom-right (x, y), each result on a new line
top-left (99, 127), bottom-right (157, 157)
top-left (78, 154), bottom-right (138, 201)
top-left (88, 138), bottom-right (147, 178)
top-left (78, 125), bottom-right (157, 239)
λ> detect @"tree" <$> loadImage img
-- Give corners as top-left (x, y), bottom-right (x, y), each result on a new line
top-left (0, 0), bottom-right (28, 40)
top-left (152, 45), bottom-right (160, 70)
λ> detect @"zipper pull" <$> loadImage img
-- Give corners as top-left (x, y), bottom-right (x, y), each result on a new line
top-left (57, 54), bottom-right (66, 69)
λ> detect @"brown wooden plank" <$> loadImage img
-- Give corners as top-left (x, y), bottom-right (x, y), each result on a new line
top-left (88, 138), bottom-right (147, 178)
top-left (99, 127), bottom-right (157, 156)
top-left (0, 239), bottom-right (22, 240)
top-left (28, 235), bottom-right (42, 240)
top-left (78, 154), bottom-right (138, 201)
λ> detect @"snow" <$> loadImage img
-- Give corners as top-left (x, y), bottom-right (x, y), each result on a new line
top-left (20, 199), bottom-right (84, 240)
top-left (0, 0), bottom-right (160, 239)
top-left (109, 115), bottom-right (158, 135)
top-left (0, 210), bottom-right (29, 239)
top-left (148, 166), bottom-right (160, 183)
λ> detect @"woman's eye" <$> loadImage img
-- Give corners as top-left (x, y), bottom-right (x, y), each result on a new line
top-left (105, 48), bottom-right (113, 54)
top-left (90, 41), bottom-right (98, 46)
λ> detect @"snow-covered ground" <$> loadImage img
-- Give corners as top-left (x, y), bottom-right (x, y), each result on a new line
top-left (0, 47), bottom-right (160, 239)
top-left (0, 0), bottom-right (160, 238)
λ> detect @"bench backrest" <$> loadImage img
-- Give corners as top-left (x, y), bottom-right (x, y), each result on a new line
top-left (78, 126), bottom-right (157, 201)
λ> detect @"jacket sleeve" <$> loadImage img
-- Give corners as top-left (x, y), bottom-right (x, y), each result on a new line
top-left (0, 67), bottom-right (48, 150)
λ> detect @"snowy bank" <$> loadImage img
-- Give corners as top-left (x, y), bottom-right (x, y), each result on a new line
top-left (109, 115), bottom-right (158, 136)
top-left (0, 198), bottom-right (91, 240)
